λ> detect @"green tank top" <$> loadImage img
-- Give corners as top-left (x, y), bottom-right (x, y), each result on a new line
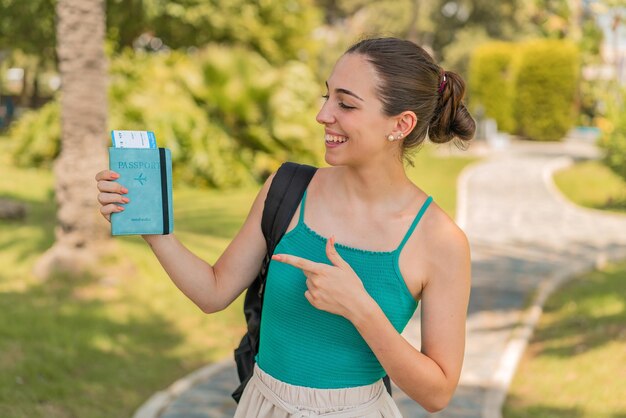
top-left (257, 190), bottom-right (433, 388)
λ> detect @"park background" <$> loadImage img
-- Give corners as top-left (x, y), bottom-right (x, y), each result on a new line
top-left (0, 0), bottom-right (625, 417)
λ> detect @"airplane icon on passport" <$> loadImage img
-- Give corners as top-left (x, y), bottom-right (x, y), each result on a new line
top-left (134, 173), bottom-right (147, 185)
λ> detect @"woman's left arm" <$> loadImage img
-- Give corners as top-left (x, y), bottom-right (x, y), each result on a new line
top-left (350, 224), bottom-right (471, 412)
top-left (272, 225), bottom-right (471, 413)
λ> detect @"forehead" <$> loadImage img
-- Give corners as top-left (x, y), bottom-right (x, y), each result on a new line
top-left (327, 53), bottom-right (381, 99)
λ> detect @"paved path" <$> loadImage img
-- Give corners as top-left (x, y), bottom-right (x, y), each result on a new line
top-left (134, 138), bottom-right (626, 418)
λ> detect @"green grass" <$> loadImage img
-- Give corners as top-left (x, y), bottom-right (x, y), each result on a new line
top-left (504, 260), bottom-right (626, 418)
top-left (0, 153), bottom-right (253, 417)
top-left (406, 145), bottom-right (477, 219)
top-left (0, 146), bottom-right (475, 417)
top-left (505, 159), bottom-right (626, 418)
top-left (553, 160), bottom-right (626, 214)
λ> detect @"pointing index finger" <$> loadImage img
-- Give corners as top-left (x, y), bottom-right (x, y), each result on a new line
top-left (272, 254), bottom-right (321, 273)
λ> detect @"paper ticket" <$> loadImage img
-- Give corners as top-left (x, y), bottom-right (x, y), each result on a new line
top-left (111, 130), bottom-right (157, 149)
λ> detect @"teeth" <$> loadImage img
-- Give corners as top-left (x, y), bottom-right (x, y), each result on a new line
top-left (325, 134), bottom-right (348, 143)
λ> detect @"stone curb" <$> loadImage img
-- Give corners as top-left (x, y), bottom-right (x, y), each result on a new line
top-left (133, 360), bottom-right (232, 418)
top-left (543, 157), bottom-right (626, 220)
top-left (480, 258), bottom-right (608, 418)
top-left (480, 155), bottom-right (626, 418)
top-left (455, 159), bottom-right (484, 231)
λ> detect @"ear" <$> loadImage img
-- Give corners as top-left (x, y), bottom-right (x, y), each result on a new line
top-left (392, 111), bottom-right (417, 138)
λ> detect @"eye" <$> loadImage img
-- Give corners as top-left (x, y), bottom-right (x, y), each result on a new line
top-left (320, 93), bottom-right (355, 110)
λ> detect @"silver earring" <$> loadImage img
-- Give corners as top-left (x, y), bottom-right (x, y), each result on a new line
top-left (398, 133), bottom-right (404, 139)
top-left (387, 134), bottom-right (396, 142)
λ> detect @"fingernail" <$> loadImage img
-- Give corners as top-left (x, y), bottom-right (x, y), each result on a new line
top-left (121, 188), bottom-right (129, 194)
top-left (117, 206), bottom-right (125, 211)
top-left (111, 173), bottom-right (120, 179)
top-left (122, 197), bottom-right (130, 203)
top-left (272, 254), bottom-right (281, 261)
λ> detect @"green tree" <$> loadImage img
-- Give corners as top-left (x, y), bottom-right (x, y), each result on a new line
top-left (526, 0), bottom-right (571, 38)
top-left (1, 0), bottom-right (323, 66)
top-left (0, 0), bottom-right (56, 63)
top-left (440, 26), bottom-right (492, 75)
top-left (312, 0), bottom-right (430, 78)
top-left (107, 0), bottom-right (323, 64)
top-left (1, 0), bottom-right (323, 108)
top-left (429, 0), bottom-right (524, 55)
top-left (0, 0), bottom-right (57, 106)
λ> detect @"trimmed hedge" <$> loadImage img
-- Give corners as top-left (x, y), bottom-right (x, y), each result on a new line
top-left (468, 42), bottom-right (516, 132)
top-left (6, 45), bottom-right (324, 188)
top-left (514, 39), bottom-right (579, 141)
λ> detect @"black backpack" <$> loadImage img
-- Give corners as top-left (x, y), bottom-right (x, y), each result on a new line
top-left (231, 162), bottom-right (392, 402)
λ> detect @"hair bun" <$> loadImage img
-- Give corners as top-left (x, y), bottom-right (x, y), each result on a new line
top-left (429, 71), bottom-right (475, 145)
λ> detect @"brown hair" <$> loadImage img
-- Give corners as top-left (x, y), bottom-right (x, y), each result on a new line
top-left (345, 37), bottom-right (475, 159)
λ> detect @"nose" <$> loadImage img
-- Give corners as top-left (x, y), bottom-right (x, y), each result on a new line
top-left (316, 99), bottom-right (335, 125)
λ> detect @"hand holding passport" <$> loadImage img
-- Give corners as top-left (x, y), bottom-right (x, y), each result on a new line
top-left (108, 130), bottom-right (174, 235)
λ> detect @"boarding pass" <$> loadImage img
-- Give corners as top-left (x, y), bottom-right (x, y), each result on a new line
top-left (111, 130), bottom-right (157, 148)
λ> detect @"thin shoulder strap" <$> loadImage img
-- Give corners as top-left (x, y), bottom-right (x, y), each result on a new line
top-left (298, 190), bottom-right (308, 224)
top-left (396, 196), bottom-right (433, 253)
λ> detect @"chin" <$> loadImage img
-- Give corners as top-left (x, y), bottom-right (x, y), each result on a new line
top-left (325, 150), bottom-right (370, 168)
top-left (324, 153), bottom-right (345, 167)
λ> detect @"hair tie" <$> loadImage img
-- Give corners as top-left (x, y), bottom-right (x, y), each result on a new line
top-left (438, 71), bottom-right (447, 94)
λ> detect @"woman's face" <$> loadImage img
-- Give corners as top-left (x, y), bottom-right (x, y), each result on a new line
top-left (316, 53), bottom-right (398, 167)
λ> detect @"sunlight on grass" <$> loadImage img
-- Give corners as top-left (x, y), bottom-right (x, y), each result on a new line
top-left (0, 146), bottom-right (475, 417)
top-left (504, 261), bottom-right (626, 418)
top-left (553, 160), bottom-right (626, 214)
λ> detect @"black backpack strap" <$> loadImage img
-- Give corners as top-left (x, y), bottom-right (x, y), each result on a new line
top-left (232, 162), bottom-right (316, 403)
top-left (258, 162), bottom-right (317, 295)
top-left (262, 162), bottom-right (317, 253)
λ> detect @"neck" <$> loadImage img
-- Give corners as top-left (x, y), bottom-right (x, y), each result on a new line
top-left (335, 158), bottom-right (414, 207)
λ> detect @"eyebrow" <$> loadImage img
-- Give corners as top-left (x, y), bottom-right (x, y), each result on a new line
top-left (325, 81), bottom-right (364, 102)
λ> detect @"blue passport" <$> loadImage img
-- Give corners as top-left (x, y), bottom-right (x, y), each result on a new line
top-left (108, 147), bottom-right (174, 235)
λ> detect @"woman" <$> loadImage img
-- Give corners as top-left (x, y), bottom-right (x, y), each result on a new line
top-left (96, 37), bottom-right (474, 417)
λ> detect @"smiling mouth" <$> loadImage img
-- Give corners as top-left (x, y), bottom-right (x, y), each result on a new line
top-left (325, 134), bottom-right (349, 144)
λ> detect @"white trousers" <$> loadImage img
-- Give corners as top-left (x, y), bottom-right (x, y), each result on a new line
top-left (234, 365), bottom-right (403, 418)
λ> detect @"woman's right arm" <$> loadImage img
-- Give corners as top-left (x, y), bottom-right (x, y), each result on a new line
top-left (95, 169), bottom-right (273, 313)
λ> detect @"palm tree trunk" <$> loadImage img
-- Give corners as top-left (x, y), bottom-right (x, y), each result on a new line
top-left (35, 0), bottom-right (109, 278)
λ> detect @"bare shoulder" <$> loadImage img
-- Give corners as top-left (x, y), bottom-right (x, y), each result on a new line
top-left (420, 202), bottom-right (471, 287)
top-left (398, 198), bottom-right (470, 298)
top-left (423, 204), bottom-right (469, 258)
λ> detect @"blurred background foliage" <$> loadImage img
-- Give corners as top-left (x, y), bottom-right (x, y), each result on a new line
top-left (600, 85), bottom-right (626, 182)
top-left (513, 40), bottom-right (580, 142)
top-left (1, 0), bottom-right (625, 186)
top-left (469, 39), bottom-right (581, 142)
top-left (468, 42), bottom-right (516, 132)
top-left (10, 46), bottom-right (323, 188)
